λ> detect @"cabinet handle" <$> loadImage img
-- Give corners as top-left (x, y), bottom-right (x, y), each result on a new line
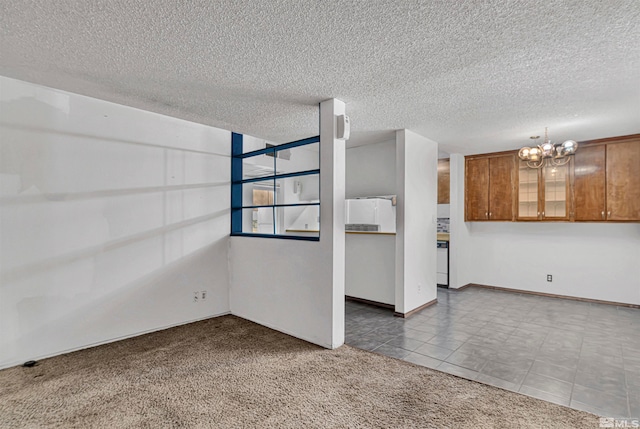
top-left (489, 212), bottom-right (492, 218)
top-left (601, 211), bottom-right (605, 220)
top-left (542, 211), bottom-right (545, 218)
top-left (485, 211), bottom-right (488, 218)
top-left (608, 211), bottom-right (611, 218)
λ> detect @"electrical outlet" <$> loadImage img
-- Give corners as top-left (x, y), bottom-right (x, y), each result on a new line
top-left (418, 283), bottom-right (422, 292)
top-left (201, 291), bottom-right (207, 301)
top-left (193, 291), bottom-right (199, 303)
top-left (547, 274), bottom-right (552, 282)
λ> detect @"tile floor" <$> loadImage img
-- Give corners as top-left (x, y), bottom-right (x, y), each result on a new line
top-left (345, 287), bottom-right (640, 419)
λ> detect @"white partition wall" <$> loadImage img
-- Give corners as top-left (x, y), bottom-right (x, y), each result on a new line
top-left (229, 99), bottom-right (346, 348)
top-left (395, 130), bottom-right (438, 315)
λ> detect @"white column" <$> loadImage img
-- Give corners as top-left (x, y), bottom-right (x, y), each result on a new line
top-left (449, 153), bottom-right (471, 289)
top-left (320, 99), bottom-right (346, 348)
top-left (395, 129), bottom-right (438, 314)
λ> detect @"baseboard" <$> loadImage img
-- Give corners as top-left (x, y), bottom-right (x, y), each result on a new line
top-left (460, 283), bottom-right (640, 309)
top-left (0, 311), bottom-right (231, 371)
top-left (394, 298), bottom-right (437, 318)
top-left (345, 295), bottom-right (394, 310)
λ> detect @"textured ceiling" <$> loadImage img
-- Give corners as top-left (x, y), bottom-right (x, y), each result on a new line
top-left (1, 1), bottom-right (639, 154)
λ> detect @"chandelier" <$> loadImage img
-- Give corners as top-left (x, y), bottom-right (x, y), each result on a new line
top-left (518, 127), bottom-right (578, 169)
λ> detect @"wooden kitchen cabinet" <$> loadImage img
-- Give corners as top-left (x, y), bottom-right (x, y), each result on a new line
top-left (574, 137), bottom-right (640, 222)
top-left (465, 158), bottom-right (489, 220)
top-left (465, 154), bottom-right (515, 221)
top-left (607, 140), bottom-right (640, 221)
top-left (574, 144), bottom-right (606, 221)
top-left (438, 159), bottom-right (450, 204)
top-left (489, 155), bottom-right (516, 220)
top-left (517, 159), bottom-right (570, 221)
top-left (465, 134), bottom-right (639, 223)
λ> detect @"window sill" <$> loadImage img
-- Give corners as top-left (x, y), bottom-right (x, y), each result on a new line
top-left (230, 233), bottom-right (319, 241)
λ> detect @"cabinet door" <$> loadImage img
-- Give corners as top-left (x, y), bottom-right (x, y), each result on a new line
top-left (465, 158), bottom-right (489, 220)
top-left (488, 155), bottom-right (515, 220)
top-left (517, 160), bottom-right (540, 220)
top-left (542, 162), bottom-right (570, 220)
top-left (438, 159), bottom-right (450, 204)
top-left (574, 144), bottom-right (606, 221)
top-left (607, 141), bottom-right (640, 221)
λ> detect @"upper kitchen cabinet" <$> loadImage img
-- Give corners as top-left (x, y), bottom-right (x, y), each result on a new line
top-left (517, 158), bottom-right (571, 221)
top-left (464, 134), bottom-right (639, 223)
top-left (606, 140), bottom-right (640, 221)
top-left (574, 144), bottom-right (606, 221)
top-left (575, 137), bottom-right (640, 222)
top-left (438, 159), bottom-right (450, 204)
top-left (465, 153), bottom-right (515, 221)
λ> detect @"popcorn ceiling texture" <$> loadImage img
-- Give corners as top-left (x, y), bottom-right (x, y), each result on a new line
top-left (1, 1), bottom-right (639, 152)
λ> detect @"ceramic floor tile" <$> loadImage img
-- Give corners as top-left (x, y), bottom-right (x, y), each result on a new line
top-left (521, 372), bottom-right (573, 399)
top-left (569, 400), bottom-right (626, 419)
top-left (437, 362), bottom-right (480, 380)
top-left (401, 328), bottom-right (437, 343)
top-left (480, 360), bottom-right (529, 386)
top-left (475, 373), bottom-right (519, 392)
top-left (372, 344), bottom-right (411, 359)
top-left (402, 352), bottom-right (442, 369)
top-left (385, 336), bottom-right (425, 352)
top-left (414, 343), bottom-right (455, 360)
top-left (518, 385), bottom-right (570, 407)
top-left (574, 368), bottom-right (628, 398)
top-left (426, 335), bottom-right (466, 351)
top-left (572, 384), bottom-right (629, 418)
top-left (344, 288), bottom-right (639, 420)
top-left (529, 360), bottom-right (576, 384)
top-left (444, 350), bottom-right (488, 372)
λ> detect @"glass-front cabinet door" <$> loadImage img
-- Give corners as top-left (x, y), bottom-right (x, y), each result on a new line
top-left (542, 163), bottom-right (570, 220)
top-left (518, 160), bottom-right (540, 219)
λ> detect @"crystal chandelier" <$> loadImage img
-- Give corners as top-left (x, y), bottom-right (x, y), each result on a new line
top-left (518, 127), bottom-right (578, 169)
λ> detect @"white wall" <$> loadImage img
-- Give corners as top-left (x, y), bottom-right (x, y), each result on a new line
top-left (0, 77), bottom-right (231, 369)
top-left (229, 99), bottom-right (346, 348)
top-left (449, 153), bottom-right (640, 305)
top-left (345, 234), bottom-right (395, 305)
top-left (437, 204), bottom-right (450, 218)
top-left (395, 130), bottom-right (439, 314)
top-left (346, 140), bottom-right (395, 198)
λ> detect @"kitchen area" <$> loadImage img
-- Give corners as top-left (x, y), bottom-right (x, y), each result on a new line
top-left (437, 158), bottom-right (450, 288)
top-left (344, 140), bottom-right (451, 309)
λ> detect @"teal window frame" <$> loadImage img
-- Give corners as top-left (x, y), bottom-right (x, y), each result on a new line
top-left (231, 133), bottom-right (320, 241)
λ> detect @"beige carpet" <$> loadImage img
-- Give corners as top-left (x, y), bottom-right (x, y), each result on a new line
top-left (0, 315), bottom-right (598, 428)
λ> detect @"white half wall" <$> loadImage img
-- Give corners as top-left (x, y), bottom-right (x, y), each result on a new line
top-left (0, 76), bottom-right (231, 369)
top-left (345, 234), bottom-right (395, 305)
top-left (395, 130), bottom-right (438, 314)
top-left (229, 99), bottom-right (346, 348)
top-left (449, 153), bottom-right (640, 305)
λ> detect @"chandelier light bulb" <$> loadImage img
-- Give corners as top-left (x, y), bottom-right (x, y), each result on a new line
top-left (541, 141), bottom-right (554, 158)
top-left (518, 147), bottom-right (531, 160)
top-left (528, 147), bottom-right (542, 162)
top-left (561, 140), bottom-right (578, 155)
